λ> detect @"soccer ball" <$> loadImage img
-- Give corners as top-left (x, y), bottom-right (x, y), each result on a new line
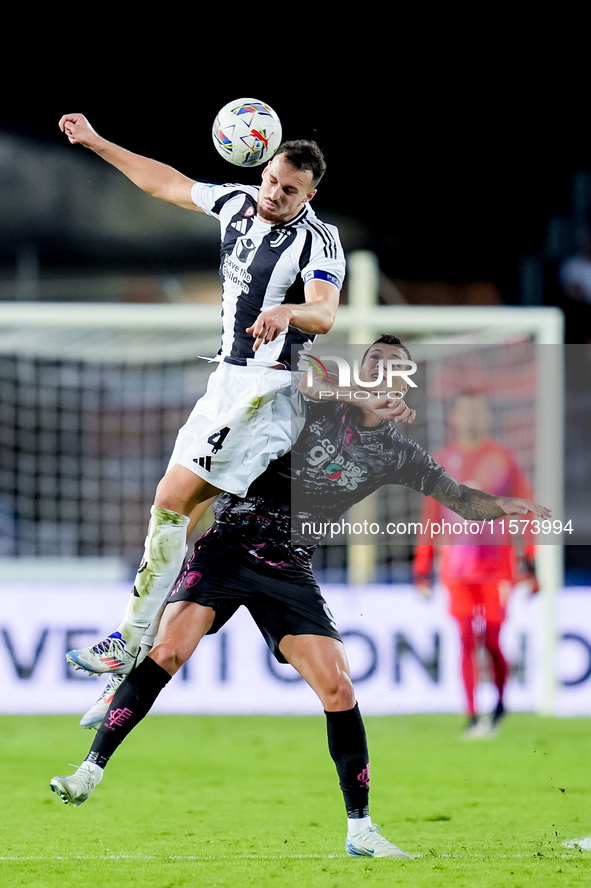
top-left (212, 98), bottom-right (282, 168)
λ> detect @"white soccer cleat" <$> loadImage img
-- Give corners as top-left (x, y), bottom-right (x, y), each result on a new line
top-left (346, 824), bottom-right (412, 859)
top-left (50, 762), bottom-right (103, 807)
top-left (462, 715), bottom-right (487, 740)
top-left (463, 712), bottom-right (502, 741)
top-left (79, 674), bottom-right (125, 729)
top-left (66, 632), bottom-right (137, 675)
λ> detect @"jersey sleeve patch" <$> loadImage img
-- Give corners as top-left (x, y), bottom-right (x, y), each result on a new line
top-left (303, 270), bottom-right (341, 288)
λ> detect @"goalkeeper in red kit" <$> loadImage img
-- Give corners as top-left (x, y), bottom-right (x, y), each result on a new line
top-left (413, 392), bottom-right (538, 738)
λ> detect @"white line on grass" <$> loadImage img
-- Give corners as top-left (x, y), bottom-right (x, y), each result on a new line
top-left (0, 854), bottom-right (346, 862)
top-left (563, 837), bottom-right (591, 851)
top-left (1, 850), bottom-right (588, 862)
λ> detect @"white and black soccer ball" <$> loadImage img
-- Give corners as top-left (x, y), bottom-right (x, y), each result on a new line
top-left (212, 98), bottom-right (282, 167)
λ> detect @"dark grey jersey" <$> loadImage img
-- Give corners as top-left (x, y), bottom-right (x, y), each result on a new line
top-left (290, 401), bottom-right (445, 544)
top-left (211, 401), bottom-right (444, 558)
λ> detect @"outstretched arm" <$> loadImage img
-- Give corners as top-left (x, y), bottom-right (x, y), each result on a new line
top-left (59, 114), bottom-right (199, 211)
top-left (431, 472), bottom-right (551, 521)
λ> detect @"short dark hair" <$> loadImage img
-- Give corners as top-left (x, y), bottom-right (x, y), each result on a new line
top-left (276, 139), bottom-right (327, 186)
top-left (362, 334), bottom-right (412, 364)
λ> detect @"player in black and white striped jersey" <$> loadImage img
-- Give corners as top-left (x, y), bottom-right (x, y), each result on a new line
top-left (58, 114), bottom-right (346, 676)
top-left (190, 176), bottom-right (343, 369)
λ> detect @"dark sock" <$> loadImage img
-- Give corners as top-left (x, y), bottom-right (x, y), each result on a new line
top-left (492, 700), bottom-right (506, 725)
top-left (85, 657), bottom-right (172, 769)
top-left (325, 703), bottom-right (370, 818)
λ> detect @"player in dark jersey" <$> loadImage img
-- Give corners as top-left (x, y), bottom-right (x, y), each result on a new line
top-left (50, 336), bottom-right (550, 859)
top-left (58, 113), bottom-right (345, 677)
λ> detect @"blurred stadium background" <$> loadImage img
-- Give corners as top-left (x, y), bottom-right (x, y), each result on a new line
top-left (1, 71), bottom-right (590, 721)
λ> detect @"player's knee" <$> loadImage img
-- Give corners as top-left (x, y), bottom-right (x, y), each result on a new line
top-left (153, 481), bottom-right (187, 516)
top-left (320, 672), bottom-right (355, 711)
top-left (154, 474), bottom-right (213, 516)
top-left (149, 640), bottom-right (188, 676)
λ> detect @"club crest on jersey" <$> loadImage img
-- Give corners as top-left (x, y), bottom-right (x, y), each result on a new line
top-left (270, 229), bottom-right (292, 248)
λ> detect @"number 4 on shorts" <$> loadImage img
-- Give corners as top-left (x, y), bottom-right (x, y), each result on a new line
top-left (207, 426), bottom-right (230, 454)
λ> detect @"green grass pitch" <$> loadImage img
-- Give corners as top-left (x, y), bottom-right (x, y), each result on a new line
top-left (0, 713), bottom-right (589, 887)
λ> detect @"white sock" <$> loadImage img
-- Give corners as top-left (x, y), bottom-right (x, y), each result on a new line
top-left (347, 815), bottom-right (372, 837)
top-left (137, 606), bottom-right (165, 665)
top-left (116, 506), bottom-right (189, 653)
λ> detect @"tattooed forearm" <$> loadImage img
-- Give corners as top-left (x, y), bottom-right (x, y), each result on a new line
top-left (431, 473), bottom-right (506, 520)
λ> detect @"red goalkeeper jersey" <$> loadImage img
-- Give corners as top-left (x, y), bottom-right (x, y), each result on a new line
top-left (413, 439), bottom-right (535, 584)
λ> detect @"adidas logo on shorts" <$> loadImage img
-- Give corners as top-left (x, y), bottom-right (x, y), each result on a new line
top-left (194, 456), bottom-right (212, 471)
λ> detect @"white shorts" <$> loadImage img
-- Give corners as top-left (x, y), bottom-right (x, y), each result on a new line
top-left (166, 362), bottom-right (303, 497)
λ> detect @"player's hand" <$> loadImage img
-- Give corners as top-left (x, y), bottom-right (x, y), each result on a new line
top-left (246, 305), bottom-right (293, 352)
top-left (368, 396), bottom-right (416, 424)
top-left (497, 497), bottom-right (551, 519)
top-left (58, 113), bottom-right (100, 149)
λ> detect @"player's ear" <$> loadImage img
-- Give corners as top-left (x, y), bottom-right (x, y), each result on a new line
top-left (304, 189), bottom-right (317, 203)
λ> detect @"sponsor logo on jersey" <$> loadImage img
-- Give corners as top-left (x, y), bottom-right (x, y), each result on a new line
top-left (222, 254), bottom-right (253, 292)
top-left (306, 437), bottom-right (367, 491)
top-left (233, 219), bottom-right (251, 234)
top-left (236, 237), bottom-right (257, 263)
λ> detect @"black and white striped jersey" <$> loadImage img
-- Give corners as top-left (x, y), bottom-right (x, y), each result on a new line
top-left (191, 181), bottom-right (346, 369)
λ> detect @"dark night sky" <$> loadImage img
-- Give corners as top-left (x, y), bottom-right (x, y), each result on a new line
top-left (1, 23), bottom-right (588, 297)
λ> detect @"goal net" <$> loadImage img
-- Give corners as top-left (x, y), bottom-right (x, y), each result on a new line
top-left (0, 303), bottom-right (222, 564)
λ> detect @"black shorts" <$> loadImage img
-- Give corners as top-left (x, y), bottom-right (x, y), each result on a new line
top-left (165, 528), bottom-right (342, 663)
